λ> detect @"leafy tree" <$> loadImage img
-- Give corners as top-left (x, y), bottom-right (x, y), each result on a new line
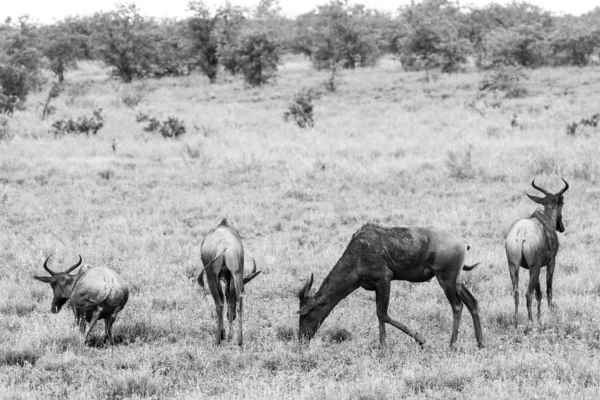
top-left (550, 18), bottom-right (599, 66)
top-left (0, 64), bottom-right (28, 114)
top-left (393, 0), bottom-right (471, 76)
top-left (40, 23), bottom-right (88, 82)
top-left (186, 0), bottom-right (245, 83)
top-left (90, 3), bottom-right (157, 82)
top-left (466, 2), bottom-right (554, 68)
top-left (149, 20), bottom-right (192, 77)
top-left (293, 1), bottom-right (386, 70)
top-left (234, 31), bottom-right (280, 86)
top-left (0, 15), bottom-right (44, 112)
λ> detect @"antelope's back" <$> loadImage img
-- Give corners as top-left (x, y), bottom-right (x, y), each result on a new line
top-left (201, 219), bottom-right (244, 265)
top-left (71, 267), bottom-right (129, 312)
top-left (351, 224), bottom-right (466, 266)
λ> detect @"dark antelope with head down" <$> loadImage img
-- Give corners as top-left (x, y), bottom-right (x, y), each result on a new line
top-left (505, 178), bottom-right (569, 327)
top-left (198, 218), bottom-right (261, 346)
top-left (33, 255), bottom-right (129, 344)
top-left (298, 223), bottom-right (484, 350)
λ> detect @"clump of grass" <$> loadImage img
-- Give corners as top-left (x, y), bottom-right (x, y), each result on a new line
top-left (479, 66), bottom-right (528, 98)
top-left (0, 115), bottom-right (12, 141)
top-left (0, 347), bottom-right (41, 367)
top-left (323, 327), bottom-right (352, 343)
top-left (0, 301), bottom-right (36, 317)
top-left (98, 170), bottom-right (114, 180)
top-left (446, 145), bottom-right (475, 180)
top-left (121, 93), bottom-right (143, 108)
top-left (529, 154), bottom-right (557, 175)
top-left (103, 372), bottom-right (162, 400)
top-left (275, 325), bottom-right (295, 342)
top-left (404, 371), bottom-right (473, 394)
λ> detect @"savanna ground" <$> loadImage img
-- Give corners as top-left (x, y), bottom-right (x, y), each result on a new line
top-left (1, 56), bottom-right (600, 399)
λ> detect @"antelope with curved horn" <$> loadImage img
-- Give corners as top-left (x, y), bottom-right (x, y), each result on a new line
top-left (505, 178), bottom-right (569, 327)
top-left (198, 218), bottom-right (262, 345)
top-left (33, 255), bottom-right (129, 344)
top-left (298, 223), bottom-right (484, 350)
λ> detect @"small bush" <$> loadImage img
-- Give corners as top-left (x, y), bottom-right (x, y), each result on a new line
top-left (479, 66), bottom-right (528, 98)
top-left (566, 113), bottom-right (600, 136)
top-left (121, 93), bottom-right (143, 108)
top-left (136, 113), bottom-right (186, 138)
top-left (446, 146), bottom-right (476, 180)
top-left (0, 115), bottom-right (11, 141)
top-left (284, 88), bottom-right (320, 128)
top-left (52, 108), bottom-right (105, 137)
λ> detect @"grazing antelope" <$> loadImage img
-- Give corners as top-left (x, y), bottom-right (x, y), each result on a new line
top-left (34, 255), bottom-right (129, 344)
top-left (198, 218), bottom-right (261, 346)
top-left (505, 178), bottom-right (569, 327)
top-left (298, 223), bottom-right (484, 350)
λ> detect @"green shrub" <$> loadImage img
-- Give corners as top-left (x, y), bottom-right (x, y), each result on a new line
top-left (479, 66), bottom-right (528, 98)
top-left (284, 88), bottom-right (320, 128)
top-left (136, 112), bottom-right (186, 138)
top-left (0, 64), bottom-right (29, 115)
top-left (51, 108), bottom-right (105, 137)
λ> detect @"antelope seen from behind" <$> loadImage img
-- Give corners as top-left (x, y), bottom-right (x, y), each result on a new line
top-left (298, 223), bottom-right (484, 350)
top-left (34, 255), bottom-right (129, 344)
top-left (198, 218), bottom-right (261, 346)
top-left (505, 178), bottom-right (569, 327)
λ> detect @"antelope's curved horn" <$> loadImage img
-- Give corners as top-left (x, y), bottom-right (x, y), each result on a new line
top-left (64, 255), bottom-right (83, 274)
top-left (531, 179), bottom-right (551, 196)
top-left (557, 177), bottom-right (569, 195)
top-left (43, 256), bottom-right (56, 276)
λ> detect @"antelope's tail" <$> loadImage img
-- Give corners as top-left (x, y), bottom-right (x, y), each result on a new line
top-left (197, 247), bottom-right (228, 289)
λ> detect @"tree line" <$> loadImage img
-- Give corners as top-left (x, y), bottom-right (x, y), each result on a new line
top-left (1, 0), bottom-right (600, 114)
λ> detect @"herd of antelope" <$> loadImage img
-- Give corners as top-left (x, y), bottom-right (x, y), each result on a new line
top-left (33, 178), bottom-right (569, 350)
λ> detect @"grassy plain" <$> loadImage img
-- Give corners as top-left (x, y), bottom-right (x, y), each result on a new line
top-left (1, 56), bottom-right (600, 399)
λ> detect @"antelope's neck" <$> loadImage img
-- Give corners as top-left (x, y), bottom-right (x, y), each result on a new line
top-left (310, 262), bottom-right (360, 327)
top-left (61, 275), bottom-right (82, 299)
top-left (533, 208), bottom-right (557, 229)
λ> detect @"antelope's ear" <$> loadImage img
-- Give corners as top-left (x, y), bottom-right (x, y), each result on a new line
top-left (526, 194), bottom-right (545, 204)
top-left (34, 275), bottom-right (53, 283)
top-left (298, 273), bottom-right (314, 300)
top-left (297, 302), bottom-right (315, 316)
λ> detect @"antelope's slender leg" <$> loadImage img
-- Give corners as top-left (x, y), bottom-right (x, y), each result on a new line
top-left (526, 267), bottom-right (541, 323)
top-left (83, 307), bottom-right (103, 343)
top-left (206, 272), bottom-right (225, 345)
top-left (457, 284), bottom-right (485, 348)
top-left (534, 281), bottom-right (542, 321)
top-left (508, 261), bottom-right (520, 328)
top-left (546, 258), bottom-right (556, 311)
top-left (375, 281), bottom-right (425, 348)
top-left (438, 276), bottom-right (464, 350)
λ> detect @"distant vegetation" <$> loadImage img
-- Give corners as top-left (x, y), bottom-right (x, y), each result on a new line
top-left (0, 0), bottom-right (598, 91)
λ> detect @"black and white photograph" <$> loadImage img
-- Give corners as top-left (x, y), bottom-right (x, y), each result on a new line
top-left (0, 0), bottom-right (598, 398)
